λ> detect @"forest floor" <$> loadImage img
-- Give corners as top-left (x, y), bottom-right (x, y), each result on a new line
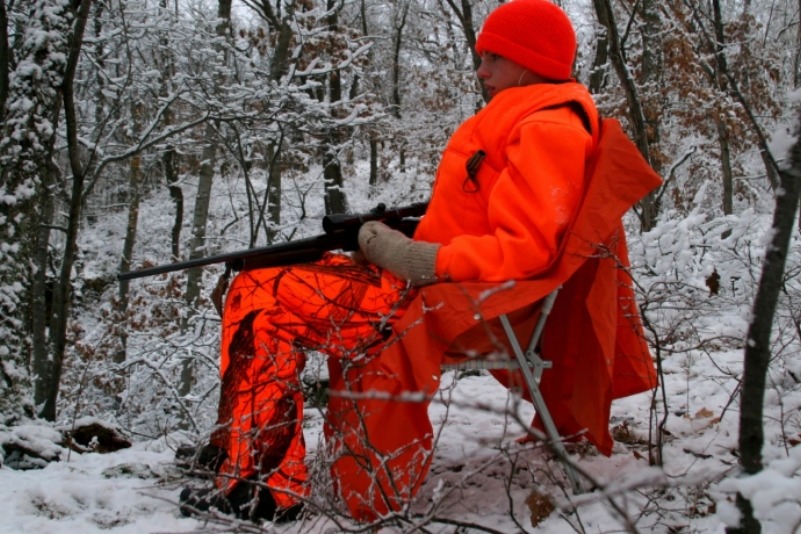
top-left (4, 342), bottom-right (798, 533)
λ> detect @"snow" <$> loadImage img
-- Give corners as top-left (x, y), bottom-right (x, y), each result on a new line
top-left (0, 445), bottom-right (192, 534)
top-left (1, 350), bottom-right (798, 533)
top-left (768, 91), bottom-right (801, 169)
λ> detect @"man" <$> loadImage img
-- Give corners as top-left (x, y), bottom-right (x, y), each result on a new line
top-left (179, 0), bottom-right (660, 523)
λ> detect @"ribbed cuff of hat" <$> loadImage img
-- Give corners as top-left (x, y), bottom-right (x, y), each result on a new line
top-left (402, 241), bottom-right (440, 287)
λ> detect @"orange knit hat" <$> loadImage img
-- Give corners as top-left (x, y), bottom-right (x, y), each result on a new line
top-left (475, 0), bottom-right (577, 81)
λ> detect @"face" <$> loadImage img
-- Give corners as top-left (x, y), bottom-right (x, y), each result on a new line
top-left (477, 52), bottom-right (538, 100)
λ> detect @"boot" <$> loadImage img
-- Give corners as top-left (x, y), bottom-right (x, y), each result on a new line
top-left (179, 480), bottom-right (301, 522)
top-left (175, 443), bottom-right (227, 474)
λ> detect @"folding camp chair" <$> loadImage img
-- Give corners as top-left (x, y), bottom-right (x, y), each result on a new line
top-left (328, 118), bottom-right (661, 519)
top-left (440, 287), bottom-right (584, 494)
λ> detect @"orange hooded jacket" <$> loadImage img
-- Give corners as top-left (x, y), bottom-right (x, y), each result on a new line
top-left (326, 83), bottom-right (663, 520)
top-left (417, 82), bottom-right (599, 282)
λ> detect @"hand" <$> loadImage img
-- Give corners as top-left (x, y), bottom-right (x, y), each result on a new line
top-left (357, 221), bottom-right (440, 286)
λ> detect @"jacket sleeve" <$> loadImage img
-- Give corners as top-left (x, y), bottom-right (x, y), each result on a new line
top-left (434, 116), bottom-right (593, 282)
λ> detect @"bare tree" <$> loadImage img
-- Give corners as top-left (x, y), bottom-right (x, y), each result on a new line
top-left (157, 0), bottom-right (182, 262)
top-left (241, 0), bottom-right (296, 242)
top-left (727, 111), bottom-right (801, 534)
top-left (592, 0), bottom-right (661, 232)
top-left (0, 0), bottom-right (80, 422)
top-left (179, 0), bottom-right (234, 395)
top-left (35, 0), bottom-right (95, 421)
top-left (677, 0), bottom-right (781, 194)
top-left (0, 0), bottom-right (9, 111)
top-left (320, 0), bottom-right (349, 216)
top-left (115, 154), bottom-right (142, 365)
top-left (443, 0), bottom-right (485, 102)
top-left (794, 0), bottom-right (801, 88)
top-left (390, 0), bottom-right (410, 120)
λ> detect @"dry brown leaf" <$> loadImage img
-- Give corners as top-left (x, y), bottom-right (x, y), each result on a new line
top-left (611, 421), bottom-right (639, 444)
top-left (526, 491), bottom-right (555, 527)
top-left (694, 407), bottom-right (715, 419)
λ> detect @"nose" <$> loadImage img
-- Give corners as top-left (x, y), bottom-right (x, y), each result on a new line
top-left (477, 59), bottom-right (489, 79)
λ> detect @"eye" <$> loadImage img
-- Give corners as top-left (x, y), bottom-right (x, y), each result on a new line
top-left (481, 52), bottom-right (501, 63)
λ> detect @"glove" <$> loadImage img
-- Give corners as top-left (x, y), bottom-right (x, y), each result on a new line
top-left (358, 221), bottom-right (440, 286)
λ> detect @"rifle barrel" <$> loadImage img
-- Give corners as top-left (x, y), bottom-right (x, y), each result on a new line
top-left (116, 202), bottom-right (427, 282)
top-left (116, 233), bottom-right (348, 282)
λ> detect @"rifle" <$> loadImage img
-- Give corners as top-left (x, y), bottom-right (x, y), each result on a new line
top-left (117, 202), bottom-right (428, 282)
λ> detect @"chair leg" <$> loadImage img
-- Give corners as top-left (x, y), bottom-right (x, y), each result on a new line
top-left (499, 314), bottom-right (584, 494)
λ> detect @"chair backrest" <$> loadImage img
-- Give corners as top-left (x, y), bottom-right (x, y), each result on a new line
top-left (412, 117), bottom-right (663, 450)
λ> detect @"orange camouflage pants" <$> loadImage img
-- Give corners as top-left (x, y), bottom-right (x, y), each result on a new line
top-left (210, 253), bottom-right (413, 511)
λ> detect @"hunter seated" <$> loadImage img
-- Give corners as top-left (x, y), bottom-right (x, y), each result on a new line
top-left (178, 0), bottom-right (662, 523)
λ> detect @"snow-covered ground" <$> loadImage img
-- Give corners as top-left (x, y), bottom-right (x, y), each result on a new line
top-left (2, 345), bottom-right (799, 533)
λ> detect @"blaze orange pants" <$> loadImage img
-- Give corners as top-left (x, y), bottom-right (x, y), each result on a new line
top-left (210, 253), bottom-right (413, 512)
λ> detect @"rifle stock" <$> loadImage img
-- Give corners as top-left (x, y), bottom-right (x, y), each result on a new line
top-left (117, 202), bottom-right (428, 282)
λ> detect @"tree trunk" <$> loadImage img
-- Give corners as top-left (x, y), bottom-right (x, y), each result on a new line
top-left (637, 0), bottom-right (663, 231)
top-left (249, 5), bottom-right (294, 243)
top-left (321, 1), bottom-right (348, 216)
top-left (390, 0), bottom-right (410, 119)
top-left (179, 126), bottom-right (216, 396)
top-left (179, 0), bottom-right (233, 396)
top-left (795, 0), bottom-right (801, 88)
top-left (0, 0), bottom-right (83, 422)
top-left (717, 118), bottom-right (734, 217)
top-left (31, 166), bottom-right (56, 413)
top-left (111, 0), bottom-right (146, 366)
top-left (588, 17), bottom-right (610, 95)
top-left (443, 0), bottom-right (479, 69)
top-left (369, 137), bottom-right (378, 188)
top-left (638, 0), bottom-right (662, 157)
top-left (165, 148), bottom-right (183, 260)
top-left (711, 0), bottom-right (735, 221)
top-left (184, 130), bottom-right (216, 308)
top-left (114, 156), bottom-right (142, 364)
top-left (443, 0), bottom-right (485, 101)
top-left (0, 0), bottom-right (9, 111)
top-left (270, 14), bottom-right (293, 82)
top-left (261, 11), bottom-right (292, 239)
top-left (265, 141), bottom-right (282, 244)
top-left (726, 111), bottom-right (801, 534)
top-left (591, 0), bottom-right (647, 136)
top-left (323, 157), bottom-right (348, 214)
top-left (38, 0), bottom-right (94, 421)
top-left (158, 0), bottom-right (182, 261)
top-left (592, 0), bottom-right (660, 232)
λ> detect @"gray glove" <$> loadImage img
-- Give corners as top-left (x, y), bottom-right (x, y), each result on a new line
top-left (358, 221), bottom-right (440, 286)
